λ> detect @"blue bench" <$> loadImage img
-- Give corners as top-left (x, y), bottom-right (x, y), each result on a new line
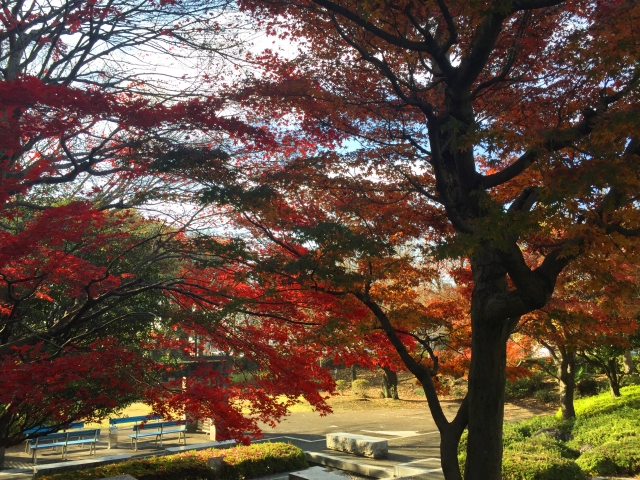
top-left (129, 420), bottom-right (187, 451)
top-left (29, 429), bottom-right (100, 464)
top-left (108, 415), bottom-right (161, 448)
top-left (24, 423), bottom-right (85, 453)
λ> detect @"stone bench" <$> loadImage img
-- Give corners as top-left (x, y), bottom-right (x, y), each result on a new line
top-left (34, 454), bottom-right (131, 478)
top-left (290, 466), bottom-right (345, 480)
top-left (164, 440), bottom-right (236, 453)
top-left (325, 432), bottom-right (388, 459)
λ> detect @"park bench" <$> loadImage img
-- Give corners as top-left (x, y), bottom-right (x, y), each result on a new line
top-left (23, 422), bottom-right (85, 453)
top-left (29, 428), bottom-right (101, 465)
top-left (129, 420), bottom-right (187, 451)
top-left (108, 415), bottom-right (161, 448)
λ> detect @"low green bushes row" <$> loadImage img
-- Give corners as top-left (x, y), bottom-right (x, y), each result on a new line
top-left (458, 385), bottom-right (640, 479)
top-left (40, 442), bottom-right (307, 480)
top-left (576, 437), bottom-right (640, 477)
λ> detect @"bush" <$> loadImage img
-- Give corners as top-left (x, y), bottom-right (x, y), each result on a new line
top-left (505, 371), bottom-right (546, 400)
top-left (220, 442), bottom-right (308, 480)
top-left (508, 437), bottom-right (579, 459)
top-left (568, 386), bottom-right (640, 449)
top-left (622, 374), bottom-right (640, 387)
top-left (459, 386), bottom-right (640, 479)
top-left (576, 437), bottom-right (640, 477)
top-left (534, 389), bottom-right (557, 404)
top-left (39, 442), bottom-right (308, 480)
top-left (335, 379), bottom-right (348, 393)
top-left (351, 379), bottom-right (370, 397)
top-left (576, 378), bottom-right (599, 397)
top-left (458, 438), bottom-right (582, 480)
top-left (502, 450), bottom-right (585, 480)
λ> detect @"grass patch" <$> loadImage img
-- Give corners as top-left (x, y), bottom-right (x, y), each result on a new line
top-left (39, 442), bottom-right (307, 480)
top-left (458, 386), bottom-right (640, 479)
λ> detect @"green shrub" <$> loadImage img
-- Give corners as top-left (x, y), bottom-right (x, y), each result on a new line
top-left (502, 415), bottom-right (572, 449)
top-left (568, 415), bottom-right (639, 448)
top-left (39, 442), bottom-right (307, 480)
top-left (568, 387), bottom-right (640, 449)
top-left (576, 378), bottom-right (599, 397)
top-left (414, 388), bottom-right (425, 396)
top-left (458, 439), bottom-right (582, 479)
top-left (622, 374), bottom-right (640, 387)
top-left (575, 437), bottom-right (640, 477)
top-left (459, 386), bottom-right (640, 479)
top-left (505, 371), bottom-right (546, 400)
top-left (502, 450), bottom-right (585, 480)
top-left (351, 379), bottom-right (370, 397)
top-left (507, 437), bottom-right (579, 460)
top-left (534, 389), bottom-right (557, 404)
top-left (335, 379), bottom-right (348, 392)
top-left (574, 385), bottom-right (640, 418)
top-left (220, 442), bottom-right (308, 480)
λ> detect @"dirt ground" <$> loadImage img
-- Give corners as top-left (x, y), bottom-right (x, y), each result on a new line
top-left (324, 369), bottom-right (557, 415)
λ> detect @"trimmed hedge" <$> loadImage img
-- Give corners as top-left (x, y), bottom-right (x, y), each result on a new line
top-left (40, 442), bottom-right (308, 480)
top-left (502, 450), bottom-right (585, 480)
top-left (575, 437), bottom-right (640, 477)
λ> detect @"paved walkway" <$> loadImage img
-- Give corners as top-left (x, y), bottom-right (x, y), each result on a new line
top-left (0, 401), bottom-right (548, 479)
top-left (253, 400), bottom-right (547, 480)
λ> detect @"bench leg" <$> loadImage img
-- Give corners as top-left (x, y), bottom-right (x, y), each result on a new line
top-left (32, 449), bottom-right (37, 466)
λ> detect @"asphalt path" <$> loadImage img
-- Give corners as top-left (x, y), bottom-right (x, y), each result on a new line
top-left (256, 403), bottom-right (455, 479)
top-left (256, 401), bottom-right (549, 480)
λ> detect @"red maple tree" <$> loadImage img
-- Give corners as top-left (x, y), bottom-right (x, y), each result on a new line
top-left (193, 1), bottom-right (640, 478)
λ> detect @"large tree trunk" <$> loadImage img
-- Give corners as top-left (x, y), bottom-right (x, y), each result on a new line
top-left (464, 248), bottom-right (514, 480)
top-left (381, 366), bottom-right (399, 399)
top-left (465, 321), bottom-right (509, 480)
top-left (557, 348), bottom-right (576, 419)
top-left (350, 364), bottom-right (357, 381)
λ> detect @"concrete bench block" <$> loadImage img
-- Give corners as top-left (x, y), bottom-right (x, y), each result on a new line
top-left (164, 439), bottom-right (236, 453)
top-left (289, 466), bottom-right (345, 480)
top-left (326, 432), bottom-right (388, 459)
top-left (33, 454), bottom-right (131, 478)
top-left (304, 451), bottom-right (393, 478)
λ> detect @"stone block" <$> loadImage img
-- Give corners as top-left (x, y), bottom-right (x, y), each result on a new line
top-left (289, 466), bottom-right (344, 480)
top-left (325, 433), bottom-right (388, 459)
top-left (304, 451), bottom-right (393, 478)
top-left (208, 456), bottom-right (224, 472)
top-left (164, 439), bottom-right (236, 453)
top-left (33, 454), bottom-right (131, 479)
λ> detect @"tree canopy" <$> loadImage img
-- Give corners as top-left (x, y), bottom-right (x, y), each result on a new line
top-left (1, 1), bottom-right (639, 479)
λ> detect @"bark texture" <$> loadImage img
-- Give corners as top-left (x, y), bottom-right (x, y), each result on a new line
top-left (557, 349), bottom-right (576, 419)
top-left (381, 366), bottom-right (399, 399)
